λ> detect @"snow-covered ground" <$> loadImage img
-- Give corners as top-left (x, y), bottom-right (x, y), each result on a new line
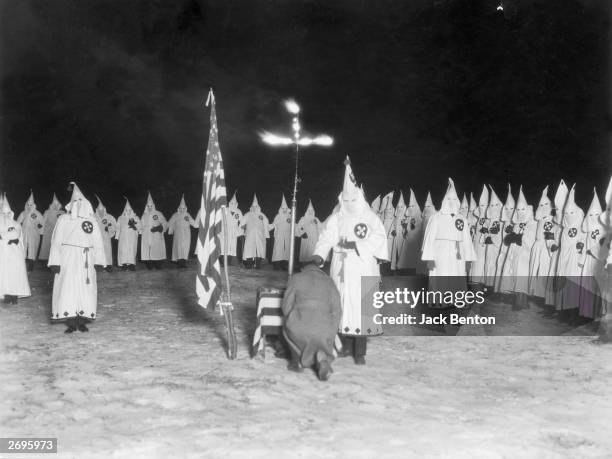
top-left (1, 262), bottom-right (612, 459)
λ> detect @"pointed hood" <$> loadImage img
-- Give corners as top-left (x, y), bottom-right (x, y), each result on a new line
top-left (1, 193), bottom-right (13, 217)
top-left (121, 198), bottom-right (135, 217)
top-left (279, 194), bottom-right (289, 213)
top-left (370, 195), bottom-right (381, 214)
top-left (340, 156), bottom-right (369, 215)
top-left (459, 194), bottom-right (469, 218)
top-left (600, 176), bottom-right (612, 228)
top-left (474, 185), bottom-right (489, 218)
top-left (561, 184), bottom-right (583, 228)
top-left (49, 193), bottom-right (62, 211)
top-left (250, 194), bottom-right (261, 212)
top-left (553, 179), bottom-right (569, 224)
top-left (394, 191), bottom-right (406, 217)
top-left (24, 190), bottom-right (36, 211)
top-left (178, 194), bottom-right (188, 213)
top-left (512, 187), bottom-right (532, 224)
top-left (406, 189), bottom-right (423, 218)
top-left (422, 191), bottom-right (436, 219)
top-left (95, 194), bottom-right (107, 217)
top-left (380, 191), bottom-right (395, 220)
top-left (305, 199), bottom-right (316, 217)
top-left (582, 188), bottom-right (602, 232)
top-left (440, 178), bottom-right (461, 215)
top-left (535, 185), bottom-right (552, 221)
top-left (486, 186), bottom-right (503, 220)
top-left (66, 182), bottom-right (94, 218)
top-left (144, 191), bottom-right (156, 213)
top-left (229, 191), bottom-right (239, 210)
top-left (500, 184), bottom-right (515, 222)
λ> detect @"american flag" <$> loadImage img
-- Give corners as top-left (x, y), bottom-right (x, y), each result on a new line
top-left (196, 89), bottom-right (227, 310)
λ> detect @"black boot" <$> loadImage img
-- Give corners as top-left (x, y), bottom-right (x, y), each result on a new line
top-left (105, 265), bottom-right (113, 273)
top-left (145, 261), bottom-right (153, 270)
top-left (354, 337), bottom-right (367, 365)
top-left (154, 261), bottom-right (162, 270)
top-left (77, 317), bottom-right (89, 332)
top-left (64, 318), bottom-right (77, 334)
top-left (121, 264), bottom-right (128, 271)
top-left (287, 348), bottom-right (303, 373)
top-left (128, 264), bottom-right (136, 271)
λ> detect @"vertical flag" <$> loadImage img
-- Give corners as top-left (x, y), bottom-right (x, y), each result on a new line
top-left (196, 89), bottom-right (227, 310)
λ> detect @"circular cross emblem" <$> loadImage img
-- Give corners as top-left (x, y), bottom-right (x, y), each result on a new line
top-left (591, 229), bottom-right (600, 239)
top-left (286, 218), bottom-right (291, 224)
top-left (519, 223), bottom-right (526, 230)
top-left (8, 226), bottom-right (14, 232)
top-left (354, 223), bottom-right (368, 239)
top-left (544, 222), bottom-right (553, 231)
top-left (31, 213), bottom-right (37, 219)
top-left (568, 227), bottom-right (577, 238)
top-left (184, 216), bottom-right (190, 222)
top-left (153, 215), bottom-right (158, 221)
top-left (82, 221), bottom-right (93, 234)
top-left (102, 219), bottom-right (107, 225)
top-left (479, 218), bottom-right (486, 225)
top-left (234, 213), bottom-right (240, 220)
top-left (455, 218), bottom-right (464, 231)
top-left (312, 219), bottom-right (318, 225)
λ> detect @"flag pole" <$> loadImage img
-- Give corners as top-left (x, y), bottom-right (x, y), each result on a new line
top-left (220, 206), bottom-right (237, 359)
top-left (288, 142), bottom-right (299, 276)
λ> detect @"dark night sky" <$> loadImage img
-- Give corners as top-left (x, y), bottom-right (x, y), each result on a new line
top-left (1, 0), bottom-right (609, 219)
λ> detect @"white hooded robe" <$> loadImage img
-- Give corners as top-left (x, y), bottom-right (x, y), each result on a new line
top-left (271, 195), bottom-right (292, 262)
top-left (0, 195), bottom-right (31, 298)
top-left (140, 193), bottom-right (167, 261)
top-left (39, 194), bottom-right (65, 260)
top-left (115, 200), bottom-right (141, 265)
top-left (16, 192), bottom-right (44, 260)
top-left (240, 196), bottom-right (270, 259)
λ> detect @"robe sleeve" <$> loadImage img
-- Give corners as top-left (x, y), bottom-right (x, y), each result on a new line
top-left (192, 211), bottom-right (200, 229)
top-left (37, 211), bottom-right (45, 234)
top-left (167, 214), bottom-right (177, 235)
top-left (355, 216), bottom-right (389, 261)
top-left (295, 218), bottom-right (305, 237)
top-left (91, 220), bottom-right (107, 266)
top-left (421, 214), bottom-right (440, 261)
top-left (314, 213), bottom-right (339, 260)
top-left (114, 217), bottom-right (122, 240)
top-left (263, 216), bottom-right (271, 238)
top-left (159, 213), bottom-right (168, 231)
top-left (16, 212), bottom-right (25, 224)
top-left (187, 213), bottom-right (196, 227)
top-left (48, 216), bottom-right (65, 267)
top-left (107, 215), bottom-right (117, 239)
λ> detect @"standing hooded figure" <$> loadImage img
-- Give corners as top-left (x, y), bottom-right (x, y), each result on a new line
top-left (483, 186), bottom-right (504, 288)
top-left (0, 194), bottom-right (31, 304)
top-left (468, 192), bottom-right (478, 241)
top-left (140, 192), bottom-right (167, 269)
top-left (578, 189), bottom-right (605, 318)
top-left (389, 191), bottom-right (407, 271)
top-left (240, 195), bottom-right (270, 269)
top-left (418, 192), bottom-right (437, 275)
top-left (296, 200), bottom-right (321, 263)
top-left (470, 185), bottom-right (489, 285)
top-left (94, 195), bottom-right (117, 272)
top-left (459, 194), bottom-right (469, 218)
top-left (544, 180), bottom-right (569, 307)
top-left (48, 183), bottom-right (106, 333)
top-left (498, 187), bottom-right (536, 309)
top-left (115, 198), bottom-right (141, 271)
top-left (16, 191), bottom-right (44, 271)
top-left (528, 185), bottom-right (556, 300)
top-left (370, 195), bottom-right (382, 219)
top-left (167, 195), bottom-right (195, 268)
top-left (271, 194), bottom-right (292, 270)
top-left (313, 157), bottom-right (388, 365)
top-left (398, 189), bottom-right (423, 274)
top-left (39, 194), bottom-right (65, 263)
top-left (494, 184), bottom-right (515, 292)
top-left (421, 178), bottom-right (476, 299)
top-left (216, 191), bottom-right (243, 264)
top-left (556, 185), bottom-right (585, 311)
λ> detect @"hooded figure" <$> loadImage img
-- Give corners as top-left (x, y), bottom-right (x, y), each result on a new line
top-left (313, 157), bottom-right (388, 365)
top-left (214, 191), bottom-right (243, 264)
top-left (140, 192), bottom-right (167, 269)
top-left (16, 191), bottom-right (44, 270)
top-left (555, 185), bottom-right (585, 311)
top-left (48, 183), bottom-right (106, 333)
top-left (421, 192), bottom-right (437, 230)
top-left (459, 194), bottom-right (469, 218)
top-left (497, 187), bottom-right (536, 308)
top-left (544, 180), bottom-right (569, 306)
top-left (468, 192), bottom-right (478, 241)
top-left (483, 186), bottom-right (504, 287)
top-left (240, 195), bottom-right (270, 269)
top-left (39, 194), bottom-right (65, 262)
top-left (94, 195), bottom-right (117, 271)
top-left (578, 189), bottom-right (605, 318)
top-left (380, 192), bottom-right (395, 264)
top-left (0, 194), bottom-right (31, 304)
top-left (270, 194), bottom-right (293, 269)
top-left (421, 178), bottom-right (476, 299)
top-left (167, 195), bottom-right (195, 267)
top-left (397, 189), bottom-right (423, 274)
top-left (115, 198), bottom-right (141, 270)
top-left (389, 191), bottom-right (407, 271)
top-left (296, 200), bottom-right (321, 263)
top-left (494, 184), bottom-right (515, 292)
top-left (528, 185), bottom-right (557, 299)
top-left (469, 185), bottom-right (489, 285)
top-left (597, 177), bottom-right (612, 323)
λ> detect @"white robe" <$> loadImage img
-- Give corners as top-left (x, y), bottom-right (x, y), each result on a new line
top-left (580, 224), bottom-right (607, 318)
top-left (470, 217), bottom-right (489, 283)
top-left (95, 212), bottom-right (117, 266)
top-left (314, 208), bottom-right (388, 336)
top-left (556, 223), bottom-right (585, 310)
top-left (397, 214), bottom-right (422, 271)
top-left (39, 207), bottom-right (64, 260)
top-left (544, 221), bottom-right (564, 305)
top-left (296, 214), bottom-right (321, 262)
top-left (483, 219), bottom-right (504, 287)
top-left (497, 221), bottom-right (537, 295)
top-left (115, 214), bottom-right (141, 265)
top-left (0, 215), bottom-right (31, 297)
top-left (271, 210), bottom-right (292, 262)
top-left (16, 207), bottom-right (44, 260)
top-left (240, 210), bottom-right (270, 259)
top-left (140, 210), bottom-right (167, 261)
top-left (49, 214), bottom-right (106, 320)
top-left (389, 213), bottom-right (405, 270)
top-left (218, 207), bottom-right (243, 257)
top-left (528, 216), bottom-right (557, 298)
top-left (168, 210), bottom-right (195, 261)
